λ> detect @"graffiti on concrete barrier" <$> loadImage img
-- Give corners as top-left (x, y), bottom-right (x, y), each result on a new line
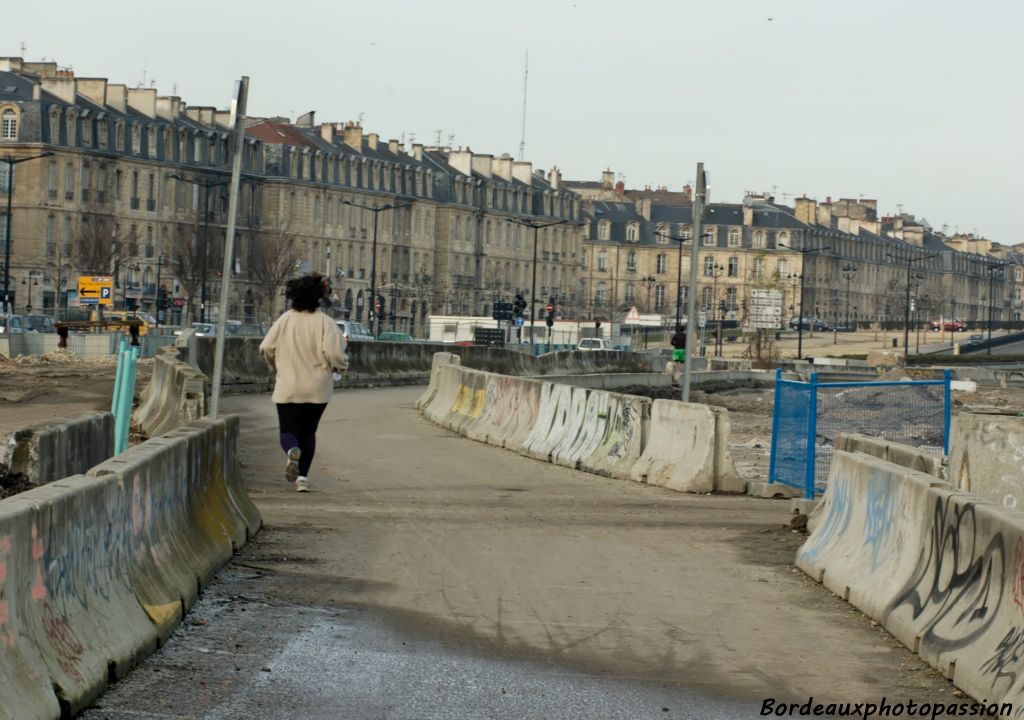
top-left (604, 397), bottom-right (637, 461)
top-left (1013, 538), bottom-right (1024, 616)
top-left (887, 496), bottom-right (1005, 653)
top-left (42, 600), bottom-right (84, 682)
top-left (798, 475), bottom-right (852, 562)
top-left (864, 471), bottom-right (898, 571)
top-left (980, 625), bottom-right (1024, 693)
top-left (0, 533), bottom-right (13, 647)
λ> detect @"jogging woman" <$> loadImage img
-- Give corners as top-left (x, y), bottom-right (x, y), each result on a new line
top-left (259, 273), bottom-right (348, 492)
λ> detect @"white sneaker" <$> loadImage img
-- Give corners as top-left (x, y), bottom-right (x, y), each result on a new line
top-left (285, 448), bottom-right (301, 483)
top-left (295, 476), bottom-right (309, 493)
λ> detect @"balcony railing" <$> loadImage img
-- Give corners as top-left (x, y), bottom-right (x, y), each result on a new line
top-left (97, 190), bottom-right (106, 203)
top-left (81, 189), bottom-right (89, 202)
top-left (146, 199), bottom-right (156, 211)
top-left (130, 197), bottom-right (140, 210)
top-left (64, 191), bottom-right (74, 200)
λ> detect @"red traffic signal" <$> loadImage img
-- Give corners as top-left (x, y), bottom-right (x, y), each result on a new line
top-left (545, 303), bottom-right (554, 313)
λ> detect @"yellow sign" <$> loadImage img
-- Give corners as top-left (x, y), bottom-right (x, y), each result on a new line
top-left (77, 276), bottom-right (114, 306)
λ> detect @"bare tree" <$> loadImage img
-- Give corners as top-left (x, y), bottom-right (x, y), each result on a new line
top-left (73, 213), bottom-right (131, 275)
top-left (171, 222), bottom-right (206, 324)
top-left (245, 231), bottom-right (302, 320)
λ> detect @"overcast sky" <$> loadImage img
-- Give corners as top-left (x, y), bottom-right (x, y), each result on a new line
top-left (5, 0), bottom-right (1021, 242)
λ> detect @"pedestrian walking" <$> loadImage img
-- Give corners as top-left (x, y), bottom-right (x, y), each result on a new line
top-left (671, 325), bottom-right (687, 362)
top-left (259, 273), bottom-right (348, 492)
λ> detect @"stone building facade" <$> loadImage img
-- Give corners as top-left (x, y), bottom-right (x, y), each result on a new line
top-left (0, 58), bottom-right (580, 334)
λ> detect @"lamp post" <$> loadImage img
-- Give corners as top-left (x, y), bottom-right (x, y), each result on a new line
top-left (170, 174), bottom-right (230, 323)
top-left (950, 296), bottom-right (956, 348)
top-left (709, 263), bottom-right (724, 356)
top-left (910, 272), bottom-right (924, 355)
top-left (340, 198), bottom-right (411, 337)
top-left (886, 251), bottom-right (937, 357)
top-left (654, 231), bottom-right (713, 332)
top-left (841, 265), bottom-right (857, 330)
top-left (640, 274), bottom-right (656, 349)
top-left (975, 259), bottom-right (1008, 356)
top-left (779, 242), bottom-right (830, 360)
top-left (2, 151), bottom-right (54, 313)
top-left (508, 216), bottom-right (572, 347)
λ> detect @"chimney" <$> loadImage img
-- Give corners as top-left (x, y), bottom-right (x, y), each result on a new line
top-left (22, 61), bottom-right (58, 78)
top-left (412, 143), bottom-right (424, 161)
top-left (549, 166), bottom-right (561, 190)
top-left (903, 226), bottom-right (925, 247)
top-left (493, 155), bottom-right (513, 181)
top-left (296, 110), bottom-right (315, 128)
top-left (636, 197), bottom-right (652, 221)
top-left (367, 132), bottom-right (378, 151)
top-left (127, 88), bottom-right (157, 118)
top-left (342, 122), bottom-right (363, 151)
top-left (614, 180), bottom-right (625, 196)
top-left (388, 138), bottom-right (400, 154)
top-left (40, 76), bottom-right (77, 105)
top-left (794, 197), bottom-right (817, 225)
top-left (196, 107), bottom-right (216, 126)
top-left (682, 183), bottom-right (692, 201)
top-left (512, 161), bottom-right (533, 184)
top-left (214, 110), bottom-right (232, 127)
top-left (77, 78), bottom-right (108, 107)
top-left (156, 95), bottom-right (182, 121)
top-left (105, 83), bottom-right (128, 113)
top-left (319, 123), bottom-right (336, 144)
top-left (0, 58), bottom-right (24, 73)
top-left (535, 169), bottom-right (546, 181)
top-left (816, 201), bottom-right (832, 228)
top-left (449, 149), bottom-right (473, 176)
top-left (471, 153), bottom-right (493, 178)
top-left (601, 169), bottom-right (614, 188)
top-left (743, 205), bottom-right (754, 227)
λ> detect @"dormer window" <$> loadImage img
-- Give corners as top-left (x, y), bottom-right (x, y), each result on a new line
top-left (598, 221), bottom-right (610, 241)
top-left (626, 224), bottom-right (638, 242)
top-left (680, 225), bottom-right (691, 240)
top-left (0, 109), bottom-right (17, 141)
top-left (66, 113), bottom-right (77, 146)
top-left (116, 122), bottom-right (125, 151)
top-left (49, 109), bottom-right (60, 142)
top-left (753, 230), bottom-right (766, 248)
top-left (148, 127), bottom-right (156, 158)
top-left (132, 125), bottom-right (141, 155)
top-left (728, 228), bottom-right (740, 247)
top-left (703, 227), bottom-right (717, 246)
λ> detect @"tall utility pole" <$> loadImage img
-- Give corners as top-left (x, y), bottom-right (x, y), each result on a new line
top-left (887, 251), bottom-right (937, 356)
top-left (682, 163), bottom-right (706, 403)
top-left (518, 50), bottom-right (529, 161)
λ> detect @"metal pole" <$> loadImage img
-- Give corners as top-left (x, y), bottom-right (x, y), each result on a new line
top-left (201, 183), bottom-right (211, 323)
top-left (675, 236), bottom-right (684, 330)
top-left (903, 259), bottom-right (911, 355)
top-left (2, 159), bottom-right (12, 314)
top-left (987, 266), bottom-right (994, 355)
top-left (154, 254), bottom-right (162, 335)
top-left (798, 270), bottom-right (806, 359)
top-left (210, 75), bottom-right (249, 419)
top-left (682, 162), bottom-right (705, 403)
top-left (530, 224), bottom-right (538, 347)
top-left (370, 207), bottom-right (379, 337)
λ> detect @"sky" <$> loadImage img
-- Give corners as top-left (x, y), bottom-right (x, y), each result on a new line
top-left (5, 0), bottom-right (1022, 242)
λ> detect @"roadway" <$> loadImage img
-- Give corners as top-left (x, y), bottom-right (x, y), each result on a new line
top-left (82, 386), bottom-right (960, 719)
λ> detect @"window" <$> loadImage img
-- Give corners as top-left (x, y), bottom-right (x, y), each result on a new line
top-left (703, 256), bottom-right (715, 277)
top-left (598, 251), bottom-right (607, 271)
top-left (62, 217), bottom-right (71, 258)
top-left (81, 164), bottom-right (90, 200)
top-left (116, 123), bottom-right (124, 150)
top-left (98, 119), bottom-right (108, 149)
top-left (656, 254), bottom-right (666, 274)
top-left (703, 228), bottom-right (716, 246)
top-left (145, 226), bottom-right (154, 258)
top-left (752, 257), bottom-right (765, 279)
top-left (598, 222), bottom-right (610, 241)
top-left (655, 224), bottom-right (668, 242)
top-left (728, 256), bottom-right (738, 277)
top-left (626, 251), bottom-right (636, 272)
top-left (778, 259), bottom-right (788, 276)
top-left (82, 121), bottom-right (92, 146)
top-left (64, 163), bottom-right (74, 199)
top-left (777, 231), bottom-right (788, 245)
top-left (48, 161), bottom-right (57, 198)
top-left (726, 287), bottom-right (738, 311)
top-left (655, 285), bottom-right (666, 310)
top-left (148, 128), bottom-right (156, 158)
top-left (728, 228), bottom-right (740, 247)
top-left (701, 286), bottom-right (713, 309)
top-left (0, 163), bottom-right (8, 193)
top-left (46, 215), bottom-right (55, 255)
top-left (753, 231), bottom-right (766, 249)
top-left (0, 109), bottom-right (17, 140)
top-left (147, 174), bottom-right (155, 210)
top-left (626, 224), bottom-right (637, 242)
top-left (595, 287), bottom-right (607, 305)
top-left (98, 165), bottom-right (107, 202)
top-left (625, 284), bottom-right (635, 302)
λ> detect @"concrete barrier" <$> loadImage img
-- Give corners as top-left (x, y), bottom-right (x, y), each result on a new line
top-left (133, 345), bottom-right (208, 438)
top-left (578, 392), bottom-right (650, 482)
top-left (835, 433), bottom-right (946, 480)
top-left (797, 450), bottom-right (1024, 708)
top-left (3, 412), bottom-right (114, 487)
top-left (630, 401), bottom-right (742, 493)
top-left (949, 413), bottom-right (1024, 510)
top-left (415, 352), bottom-right (460, 410)
top-left (0, 415), bottom-right (260, 720)
top-left (182, 336), bottom-right (659, 392)
top-left (531, 372), bottom-right (671, 390)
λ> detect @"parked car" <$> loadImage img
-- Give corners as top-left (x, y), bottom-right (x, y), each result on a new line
top-left (103, 310), bottom-right (152, 336)
top-left (930, 319), bottom-right (967, 332)
top-left (577, 338), bottom-right (615, 351)
top-left (378, 331), bottom-right (413, 342)
top-left (0, 313), bottom-right (26, 334)
top-left (969, 333), bottom-right (985, 343)
top-left (788, 317), bottom-right (831, 332)
top-left (25, 315), bottom-right (56, 333)
top-left (336, 319), bottom-right (375, 342)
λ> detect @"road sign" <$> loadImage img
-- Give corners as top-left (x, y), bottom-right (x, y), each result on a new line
top-left (750, 289), bottom-right (783, 329)
top-left (514, 317), bottom-right (525, 327)
top-left (698, 312), bottom-right (707, 328)
top-left (545, 303), bottom-right (554, 313)
top-left (77, 276), bottom-right (113, 307)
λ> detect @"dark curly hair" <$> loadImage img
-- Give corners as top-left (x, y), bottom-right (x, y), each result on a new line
top-left (285, 273), bottom-right (330, 312)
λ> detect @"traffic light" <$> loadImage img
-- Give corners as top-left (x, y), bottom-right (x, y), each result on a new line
top-left (513, 294), bottom-right (526, 319)
top-left (546, 298), bottom-right (555, 328)
top-left (157, 287), bottom-right (169, 310)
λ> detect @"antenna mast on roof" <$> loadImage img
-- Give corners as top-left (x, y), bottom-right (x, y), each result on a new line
top-left (19, 41), bottom-right (26, 58)
top-left (518, 49), bottom-right (529, 161)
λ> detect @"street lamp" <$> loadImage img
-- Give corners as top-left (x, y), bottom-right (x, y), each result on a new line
top-left (974, 258), bottom-right (1009, 356)
top-left (340, 198), bottom-right (412, 337)
top-left (708, 263), bottom-right (724, 356)
top-left (654, 231), bottom-right (713, 332)
top-left (170, 173), bottom-right (231, 323)
top-left (841, 265), bottom-right (857, 330)
top-left (508, 216), bottom-right (573, 347)
top-left (640, 274), bottom-right (656, 349)
top-left (886, 251), bottom-right (937, 357)
top-left (910, 272), bottom-right (924, 354)
top-left (779, 242), bottom-right (831, 360)
top-left (2, 151), bottom-right (54, 313)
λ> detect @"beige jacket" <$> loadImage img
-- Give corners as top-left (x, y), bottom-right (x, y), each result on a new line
top-left (259, 310), bottom-right (349, 404)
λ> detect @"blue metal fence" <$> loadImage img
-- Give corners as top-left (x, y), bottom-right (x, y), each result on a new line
top-left (768, 369), bottom-right (952, 499)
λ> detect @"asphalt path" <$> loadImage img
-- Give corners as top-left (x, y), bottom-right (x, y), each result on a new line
top-left (83, 386), bottom-right (958, 719)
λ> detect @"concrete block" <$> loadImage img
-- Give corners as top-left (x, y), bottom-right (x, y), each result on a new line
top-left (4, 412), bottom-right (114, 486)
top-left (579, 393), bottom-right (649, 481)
top-left (835, 433), bottom-right (945, 480)
top-left (950, 413), bottom-right (1024, 510)
top-left (133, 345), bottom-right (207, 438)
top-left (747, 480), bottom-right (802, 499)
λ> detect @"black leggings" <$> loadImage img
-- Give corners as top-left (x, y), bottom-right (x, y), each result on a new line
top-left (276, 403), bottom-right (328, 477)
